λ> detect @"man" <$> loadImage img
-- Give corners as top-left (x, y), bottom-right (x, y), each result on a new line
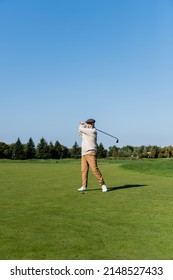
top-left (78, 118), bottom-right (108, 192)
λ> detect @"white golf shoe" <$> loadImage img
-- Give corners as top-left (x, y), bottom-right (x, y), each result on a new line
top-left (78, 186), bottom-right (87, 191)
top-left (102, 184), bottom-right (108, 192)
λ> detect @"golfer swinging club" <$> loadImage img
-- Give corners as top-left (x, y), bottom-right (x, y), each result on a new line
top-left (78, 118), bottom-right (108, 192)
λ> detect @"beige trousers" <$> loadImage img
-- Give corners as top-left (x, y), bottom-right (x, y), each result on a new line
top-left (81, 151), bottom-right (105, 187)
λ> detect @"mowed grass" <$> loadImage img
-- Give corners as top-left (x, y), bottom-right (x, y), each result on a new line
top-left (0, 159), bottom-right (173, 260)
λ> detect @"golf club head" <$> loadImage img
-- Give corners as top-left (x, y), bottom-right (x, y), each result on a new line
top-left (116, 139), bottom-right (119, 143)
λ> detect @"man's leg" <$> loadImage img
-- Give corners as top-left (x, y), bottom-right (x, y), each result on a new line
top-left (81, 155), bottom-right (89, 187)
top-left (86, 152), bottom-right (105, 186)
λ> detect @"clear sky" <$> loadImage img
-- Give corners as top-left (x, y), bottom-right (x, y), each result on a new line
top-left (0, 0), bottom-right (173, 148)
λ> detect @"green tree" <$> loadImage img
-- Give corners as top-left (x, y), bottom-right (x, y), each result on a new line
top-left (54, 140), bottom-right (63, 159)
top-left (48, 140), bottom-right (63, 159)
top-left (48, 141), bottom-right (55, 159)
top-left (150, 145), bottom-right (159, 158)
top-left (0, 142), bottom-right (9, 158)
top-left (108, 145), bottom-right (119, 157)
top-left (158, 147), bottom-right (166, 158)
top-left (117, 146), bottom-right (134, 158)
top-left (12, 138), bottom-right (25, 159)
top-left (3, 144), bottom-right (13, 159)
top-left (159, 145), bottom-right (173, 158)
top-left (71, 141), bottom-right (81, 158)
top-left (25, 137), bottom-right (36, 159)
top-left (36, 137), bottom-right (49, 159)
top-left (97, 143), bottom-right (107, 158)
top-left (60, 145), bottom-right (69, 159)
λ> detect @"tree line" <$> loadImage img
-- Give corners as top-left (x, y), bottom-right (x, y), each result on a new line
top-left (0, 137), bottom-right (173, 160)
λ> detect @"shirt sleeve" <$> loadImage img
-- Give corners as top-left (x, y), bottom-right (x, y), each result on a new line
top-left (79, 124), bottom-right (86, 136)
top-left (79, 124), bottom-right (97, 138)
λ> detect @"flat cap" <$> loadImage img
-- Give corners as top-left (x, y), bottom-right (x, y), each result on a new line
top-left (85, 118), bottom-right (96, 124)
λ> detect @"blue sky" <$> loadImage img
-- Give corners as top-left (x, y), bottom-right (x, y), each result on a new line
top-left (0, 0), bottom-right (173, 148)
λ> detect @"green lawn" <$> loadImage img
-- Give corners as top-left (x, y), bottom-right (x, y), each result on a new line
top-left (0, 159), bottom-right (173, 260)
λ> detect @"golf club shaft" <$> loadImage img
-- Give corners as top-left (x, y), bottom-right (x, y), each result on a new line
top-left (96, 128), bottom-right (119, 142)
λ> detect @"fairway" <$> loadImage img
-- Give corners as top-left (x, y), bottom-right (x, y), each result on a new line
top-left (0, 159), bottom-right (173, 260)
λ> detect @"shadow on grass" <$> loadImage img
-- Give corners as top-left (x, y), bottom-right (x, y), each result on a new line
top-left (108, 184), bottom-right (147, 192)
top-left (86, 184), bottom-right (147, 192)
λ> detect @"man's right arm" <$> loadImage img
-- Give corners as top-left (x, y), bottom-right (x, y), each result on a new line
top-left (79, 122), bottom-right (86, 136)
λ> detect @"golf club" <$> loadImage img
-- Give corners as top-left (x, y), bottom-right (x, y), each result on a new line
top-left (96, 128), bottom-right (119, 143)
